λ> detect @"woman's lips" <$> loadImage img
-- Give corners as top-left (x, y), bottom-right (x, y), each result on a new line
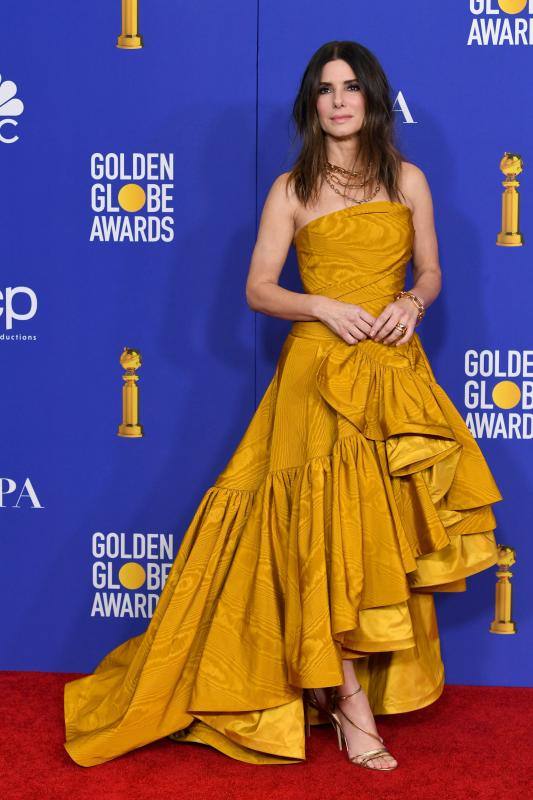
top-left (331, 116), bottom-right (352, 122)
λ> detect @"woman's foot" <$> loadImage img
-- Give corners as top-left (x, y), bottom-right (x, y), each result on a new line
top-left (334, 684), bottom-right (397, 770)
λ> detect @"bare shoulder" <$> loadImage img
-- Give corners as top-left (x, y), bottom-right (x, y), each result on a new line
top-left (263, 171), bottom-right (298, 215)
top-left (398, 161), bottom-right (434, 218)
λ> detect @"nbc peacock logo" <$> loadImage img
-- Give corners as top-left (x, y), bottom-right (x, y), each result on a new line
top-left (468, 1), bottom-right (533, 46)
top-left (0, 74), bottom-right (24, 144)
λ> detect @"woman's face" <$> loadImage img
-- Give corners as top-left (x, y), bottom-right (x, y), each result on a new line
top-left (315, 59), bottom-right (365, 139)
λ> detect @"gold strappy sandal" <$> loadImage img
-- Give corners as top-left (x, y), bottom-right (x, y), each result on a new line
top-left (303, 686), bottom-right (397, 771)
top-left (330, 686), bottom-right (398, 770)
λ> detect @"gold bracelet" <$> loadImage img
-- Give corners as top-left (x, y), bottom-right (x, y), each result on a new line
top-left (394, 290), bottom-right (425, 326)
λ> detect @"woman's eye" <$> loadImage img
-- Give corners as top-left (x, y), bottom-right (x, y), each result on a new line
top-left (318, 83), bottom-right (360, 94)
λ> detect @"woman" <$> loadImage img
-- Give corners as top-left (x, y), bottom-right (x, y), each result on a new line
top-left (63, 40), bottom-right (503, 772)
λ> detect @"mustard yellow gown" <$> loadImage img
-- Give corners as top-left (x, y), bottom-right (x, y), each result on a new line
top-left (64, 200), bottom-right (503, 767)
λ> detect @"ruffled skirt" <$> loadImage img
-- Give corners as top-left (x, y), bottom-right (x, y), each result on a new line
top-left (64, 321), bottom-right (503, 766)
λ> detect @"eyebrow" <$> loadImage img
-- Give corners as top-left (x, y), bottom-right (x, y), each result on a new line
top-left (319, 79), bottom-right (358, 85)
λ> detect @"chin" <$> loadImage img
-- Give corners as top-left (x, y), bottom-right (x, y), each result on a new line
top-left (329, 127), bottom-right (359, 138)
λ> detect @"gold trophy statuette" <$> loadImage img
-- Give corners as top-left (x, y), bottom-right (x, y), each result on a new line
top-left (489, 545), bottom-right (517, 634)
top-left (118, 347), bottom-right (144, 437)
top-left (496, 152), bottom-right (524, 247)
top-left (117, 0), bottom-right (143, 49)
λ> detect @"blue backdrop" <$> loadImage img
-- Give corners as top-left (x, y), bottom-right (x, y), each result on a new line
top-left (0, 1), bottom-right (530, 687)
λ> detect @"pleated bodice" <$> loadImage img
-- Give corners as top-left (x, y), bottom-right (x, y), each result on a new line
top-left (294, 200), bottom-right (414, 316)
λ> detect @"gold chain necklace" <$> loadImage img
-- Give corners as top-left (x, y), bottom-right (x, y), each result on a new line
top-left (326, 160), bottom-right (364, 176)
top-left (325, 160), bottom-right (380, 204)
top-left (327, 171), bottom-right (367, 190)
top-left (325, 171), bottom-right (381, 204)
top-left (326, 161), bottom-right (366, 188)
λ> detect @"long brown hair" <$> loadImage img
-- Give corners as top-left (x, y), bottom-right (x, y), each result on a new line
top-left (287, 40), bottom-right (409, 208)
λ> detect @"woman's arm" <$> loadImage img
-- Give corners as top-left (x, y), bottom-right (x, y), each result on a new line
top-left (404, 161), bottom-right (442, 310)
top-left (245, 173), bottom-right (323, 321)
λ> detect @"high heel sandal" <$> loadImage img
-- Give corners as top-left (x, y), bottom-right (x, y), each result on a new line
top-left (303, 686), bottom-right (397, 771)
top-left (330, 686), bottom-right (397, 770)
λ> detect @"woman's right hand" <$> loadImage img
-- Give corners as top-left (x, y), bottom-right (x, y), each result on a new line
top-left (314, 297), bottom-right (377, 345)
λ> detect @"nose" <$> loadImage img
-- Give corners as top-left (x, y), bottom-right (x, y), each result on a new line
top-left (333, 88), bottom-right (344, 107)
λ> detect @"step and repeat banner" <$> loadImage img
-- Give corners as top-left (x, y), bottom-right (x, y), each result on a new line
top-left (1, 2), bottom-right (530, 687)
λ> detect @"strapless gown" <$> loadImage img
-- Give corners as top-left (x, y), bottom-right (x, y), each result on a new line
top-left (63, 200), bottom-right (503, 766)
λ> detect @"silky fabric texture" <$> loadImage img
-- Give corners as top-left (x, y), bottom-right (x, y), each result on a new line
top-left (64, 200), bottom-right (503, 767)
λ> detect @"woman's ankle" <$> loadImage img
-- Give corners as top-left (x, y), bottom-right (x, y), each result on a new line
top-left (336, 682), bottom-right (362, 699)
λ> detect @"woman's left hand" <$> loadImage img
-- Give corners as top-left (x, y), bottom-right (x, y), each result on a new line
top-left (367, 298), bottom-right (418, 346)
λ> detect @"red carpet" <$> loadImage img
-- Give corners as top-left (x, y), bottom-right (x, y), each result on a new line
top-left (0, 672), bottom-right (531, 800)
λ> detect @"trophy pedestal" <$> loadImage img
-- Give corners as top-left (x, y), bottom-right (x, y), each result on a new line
top-left (489, 621), bottom-right (516, 634)
top-left (117, 35), bottom-right (143, 49)
top-left (117, 423), bottom-right (143, 437)
top-left (496, 232), bottom-right (523, 246)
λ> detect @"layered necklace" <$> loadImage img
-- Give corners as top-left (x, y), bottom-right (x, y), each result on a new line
top-left (325, 160), bottom-right (381, 205)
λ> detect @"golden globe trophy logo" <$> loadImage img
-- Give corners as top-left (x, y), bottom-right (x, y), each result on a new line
top-left (91, 530), bottom-right (176, 618)
top-left (90, 153), bottom-right (174, 242)
top-left (468, 0), bottom-right (533, 45)
top-left (464, 349), bottom-right (533, 438)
